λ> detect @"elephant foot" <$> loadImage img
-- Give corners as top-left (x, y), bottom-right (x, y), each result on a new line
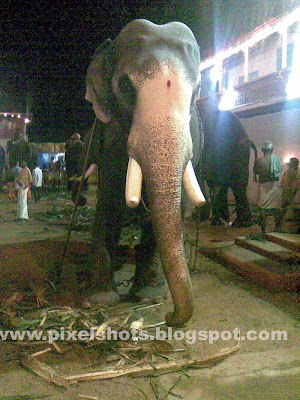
top-left (83, 290), bottom-right (120, 308)
top-left (129, 245), bottom-right (167, 302)
top-left (128, 283), bottom-right (168, 303)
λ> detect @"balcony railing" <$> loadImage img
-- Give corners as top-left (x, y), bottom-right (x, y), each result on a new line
top-left (199, 69), bottom-right (293, 111)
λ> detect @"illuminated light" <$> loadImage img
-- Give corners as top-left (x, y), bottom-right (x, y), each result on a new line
top-left (210, 65), bottom-right (222, 83)
top-left (218, 88), bottom-right (239, 110)
top-left (4, 113), bottom-right (7, 117)
top-left (11, 114), bottom-right (14, 118)
top-left (24, 118), bottom-right (30, 124)
top-left (17, 114), bottom-right (21, 118)
top-left (286, 38), bottom-right (300, 99)
top-left (53, 153), bottom-right (64, 163)
top-left (284, 154), bottom-right (296, 164)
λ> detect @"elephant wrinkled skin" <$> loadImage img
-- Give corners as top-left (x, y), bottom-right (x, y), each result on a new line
top-left (80, 19), bottom-right (205, 327)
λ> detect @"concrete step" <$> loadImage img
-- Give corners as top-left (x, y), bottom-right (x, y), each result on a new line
top-left (265, 232), bottom-right (300, 253)
top-left (199, 243), bottom-right (300, 291)
top-left (235, 236), bottom-right (300, 264)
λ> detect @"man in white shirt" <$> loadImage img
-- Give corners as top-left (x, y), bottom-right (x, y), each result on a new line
top-left (32, 164), bottom-right (43, 202)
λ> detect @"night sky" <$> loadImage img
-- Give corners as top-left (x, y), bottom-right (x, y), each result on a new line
top-left (2, 0), bottom-right (299, 142)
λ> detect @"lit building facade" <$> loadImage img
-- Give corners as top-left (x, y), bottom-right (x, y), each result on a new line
top-left (0, 112), bottom-right (32, 152)
top-left (198, 5), bottom-right (300, 203)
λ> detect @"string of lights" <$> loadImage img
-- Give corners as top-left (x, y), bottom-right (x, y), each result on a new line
top-left (0, 113), bottom-right (31, 124)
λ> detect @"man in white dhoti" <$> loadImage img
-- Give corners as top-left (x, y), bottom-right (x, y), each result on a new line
top-left (253, 141), bottom-right (283, 233)
top-left (15, 161), bottom-right (32, 222)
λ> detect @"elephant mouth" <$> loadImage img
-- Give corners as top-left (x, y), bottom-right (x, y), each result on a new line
top-left (125, 156), bottom-right (205, 208)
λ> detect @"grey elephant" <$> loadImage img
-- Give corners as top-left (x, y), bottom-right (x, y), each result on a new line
top-left (77, 19), bottom-right (205, 327)
top-left (194, 101), bottom-right (254, 227)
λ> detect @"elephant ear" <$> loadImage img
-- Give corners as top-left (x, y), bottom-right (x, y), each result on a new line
top-left (85, 39), bottom-right (116, 123)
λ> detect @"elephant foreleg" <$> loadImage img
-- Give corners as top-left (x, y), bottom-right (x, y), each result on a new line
top-left (87, 150), bottom-right (125, 306)
top-left (129, 218), bottom-right (167, 302)
top-left (87, 190), bottom-right (120, 306)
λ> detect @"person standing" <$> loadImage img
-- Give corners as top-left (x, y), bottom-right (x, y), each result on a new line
top-left (253, 141), bottom-right (283, 232)
top-left (10, 162), bottom-right (22, 198)
top-left (0, 145), bottom-right (5, 178)
top-left (15, 161), bottom-right (32, 222)
top-left (65, 133), bottom-right (85, 191)
top-left (281, 157), bottom-right (300, 213)
top-left (32, 164), bottom-right (43, 202)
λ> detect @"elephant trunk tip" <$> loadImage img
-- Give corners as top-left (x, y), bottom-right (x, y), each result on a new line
top-left (165, 304), bottom-right (194, 327)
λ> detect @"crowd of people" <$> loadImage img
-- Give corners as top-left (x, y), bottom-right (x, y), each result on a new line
top-left (253, 140), bottom-right (300, 233)
top-left (0, 132), bottom-right (85, 223)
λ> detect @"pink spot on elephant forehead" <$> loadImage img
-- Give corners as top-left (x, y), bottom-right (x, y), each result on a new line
top-left (167, 80), bottom-right (171, 87)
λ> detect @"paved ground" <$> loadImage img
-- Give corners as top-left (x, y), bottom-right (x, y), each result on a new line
top-left (0, 186), bottom-right (299, 399)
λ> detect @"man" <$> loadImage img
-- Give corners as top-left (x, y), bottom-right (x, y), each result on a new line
top-left (10, 162), bottom-right (22, 198)
top-left (0, 145), bottom-right (5, 178)
top-left (65, 133), bottom-right (85, 191)
top-left (253, 140), bottom-right (283, 232)
top-left (15, 161), bottom-right (32, 222)
top-left (281, 157), bottom-right (300, 211)
top-left (32, 164), bottom-right (43, 202)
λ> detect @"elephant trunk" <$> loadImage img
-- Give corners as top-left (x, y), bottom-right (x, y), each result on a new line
top-left (147, 172), bottom-right (194, 327)
top-left (124, 68), bottom-right (205, 326)
top-left (128, 118), bottom-right (195, 327)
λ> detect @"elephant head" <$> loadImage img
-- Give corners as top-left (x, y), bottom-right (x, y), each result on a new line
top-left (86, 19), bottom-right (205, 327)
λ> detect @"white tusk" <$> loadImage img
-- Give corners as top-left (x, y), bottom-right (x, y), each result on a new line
top-left (183, 161), bottom-right (206, 207)
top-left (125, 157), bottom-right (143, 208)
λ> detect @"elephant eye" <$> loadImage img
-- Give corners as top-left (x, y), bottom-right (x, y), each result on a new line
top-left (118, 74), bottom-right (137, 108)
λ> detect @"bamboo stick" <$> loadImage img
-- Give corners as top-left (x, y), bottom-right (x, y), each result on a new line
top-left (21, 356), bottom-right (70, 387)
top-left (65, 342), bottom-right (240, 382)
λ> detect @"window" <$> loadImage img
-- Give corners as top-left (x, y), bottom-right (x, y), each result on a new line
top-left (249, 71), bottom-right (258, 81)
top-left (277, 47), bottom-right (282, 71)
top-left (223, 72), bottom-right (229, 89)
top-left (277, 42), bottom-right (294, 71)
top-left (287, 42), bottom-right (294, 68)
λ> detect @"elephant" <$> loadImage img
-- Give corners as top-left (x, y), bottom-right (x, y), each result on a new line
top-left (74, 19), bottom-right (206, 327)
top-left (194, 101), bottom-right (254, 227)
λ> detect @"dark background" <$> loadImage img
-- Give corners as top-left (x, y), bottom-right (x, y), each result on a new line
top-left (1, 0), bottom-right (300, 142)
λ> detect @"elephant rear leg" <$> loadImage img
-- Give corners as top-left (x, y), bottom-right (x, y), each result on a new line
top-left (209, 183), bottom-right (229, 225)
top-left (230, 181), bottom-right (253, 227)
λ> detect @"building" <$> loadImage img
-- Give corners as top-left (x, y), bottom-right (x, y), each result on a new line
top-left (198, 5), bottom-right (300, 202)
top-left (0, 112), bottom-right (32, 151)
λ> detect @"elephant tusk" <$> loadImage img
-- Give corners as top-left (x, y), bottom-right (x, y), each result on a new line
top-left (125, 157), bottom-right (143, 208)
top-left (183, 161), bottom-right (206, 207)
